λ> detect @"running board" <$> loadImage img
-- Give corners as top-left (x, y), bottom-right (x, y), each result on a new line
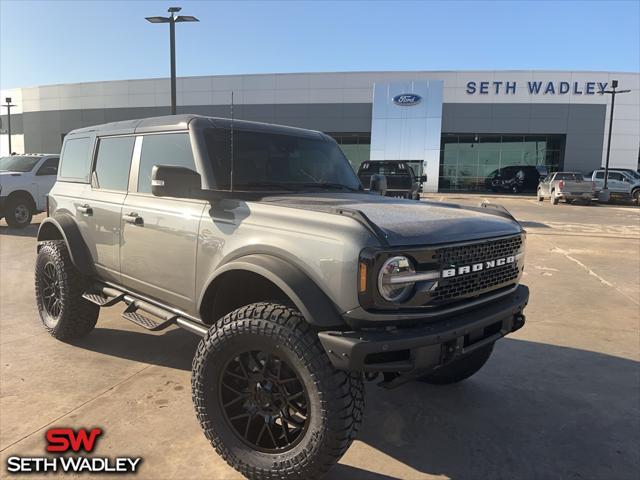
top-left (82, 287), bottom-right (125, 306)
top-left (83, 283), bottom-right (208, 336)
top-left (121, 302), bottom-right (177, 331)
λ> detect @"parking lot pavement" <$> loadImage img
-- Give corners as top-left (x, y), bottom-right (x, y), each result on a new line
top-left (1, 200), bottom-right (639, 480)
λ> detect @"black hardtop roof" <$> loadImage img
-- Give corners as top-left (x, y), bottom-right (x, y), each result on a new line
top-left (66, 114), bottom-right (328, 139)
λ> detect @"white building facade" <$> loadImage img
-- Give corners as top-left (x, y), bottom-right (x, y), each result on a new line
top-left (2, 70), bottom-right (638, 192)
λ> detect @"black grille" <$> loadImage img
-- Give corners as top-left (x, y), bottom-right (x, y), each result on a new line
top-left (432, 235), bottom-right (523, 304)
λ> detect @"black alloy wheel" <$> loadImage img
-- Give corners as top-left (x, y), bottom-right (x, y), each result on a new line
top-left (40, 261), bottom-right (62, 319)
top-left (219, 350), bottom-right (310, 452)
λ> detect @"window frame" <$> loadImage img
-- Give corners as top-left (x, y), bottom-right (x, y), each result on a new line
top-left (90, 134), bottom-right (137, 193)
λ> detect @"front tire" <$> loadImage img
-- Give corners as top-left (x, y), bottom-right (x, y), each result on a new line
top-left (418, 344), bottom-right (494, 385)
top-left (192, 303), bottom-right (364, 480)
top-left (35, 241), bottom-right (99, 340)
top-left (632, 189), bottom-right (640, 206)
top-left (5, 195), bottom-right (33, 228)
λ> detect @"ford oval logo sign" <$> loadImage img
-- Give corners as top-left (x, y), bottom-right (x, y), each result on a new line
top-left (393, 93), bottom-right (422, 106)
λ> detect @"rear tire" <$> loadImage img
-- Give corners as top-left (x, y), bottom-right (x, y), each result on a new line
top-left (417, 344), bottom-right (494, 385)
top-left (35, 241), bottom-right (99, 340)
top-left (551, 190), bottom-right (559, 205)
top-left (5, 195), bottom-right (33, 228)
top-left (632, 189), bottom-right (640, 206)
top-left (192, 303), bottom-right (364, 480)
top-left (537, 189), bottom-right (544, 202)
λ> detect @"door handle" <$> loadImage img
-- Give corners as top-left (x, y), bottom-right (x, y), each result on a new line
top-left (123, 212), bottom-right (143, 225)
top-left (77, 204), bottom-right (93, 215)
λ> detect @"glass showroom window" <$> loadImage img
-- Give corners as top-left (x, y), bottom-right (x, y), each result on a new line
top-left (439, 134), bottom-right (565, 191)
top-left (326, 132), bottom-right (371, 172)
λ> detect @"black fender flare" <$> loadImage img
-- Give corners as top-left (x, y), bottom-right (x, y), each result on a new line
top-left (37, 215), bottom-right (95, 276)
top-left (199, 254), bottom-right (345, 328)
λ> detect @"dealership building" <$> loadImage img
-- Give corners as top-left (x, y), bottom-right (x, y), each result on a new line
top-left (1, 70), bottom-right (638, 192)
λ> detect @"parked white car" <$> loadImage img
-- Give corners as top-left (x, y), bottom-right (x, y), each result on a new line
top-left (591, 169), bottom-right (640, 204)
top-left (0, 154), bottom-right (59, 228)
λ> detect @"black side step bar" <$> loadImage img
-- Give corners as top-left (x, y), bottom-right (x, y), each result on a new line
top-left (83, 285), bottom-right (208, 337)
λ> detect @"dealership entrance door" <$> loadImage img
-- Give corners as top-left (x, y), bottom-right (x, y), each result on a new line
top-left (439, 134), bottom-right (565, 191)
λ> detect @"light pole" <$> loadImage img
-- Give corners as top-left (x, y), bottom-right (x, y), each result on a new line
top-left (2, 97), bottom-right (16, 154)
top-left (600, 79), bottom-right (631, 202)
top-left (146, 6), bottom-right (199, 115)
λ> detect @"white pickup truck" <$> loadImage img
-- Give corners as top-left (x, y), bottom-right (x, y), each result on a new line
top-left (590, 169), bottom-right (640, 205)
top-left (0, 154), bottom-right (59, 228)
top-left (537, 171), bottom-right (595, 205)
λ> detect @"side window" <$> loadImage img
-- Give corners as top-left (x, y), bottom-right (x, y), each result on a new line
top-left (59, 137), bottom-right (93, 182)
top-left (93, 136), bottom-right (136, 191)
top-left (609, 172), bottom-right (624, 181)
top-left (36, 158), bottom-right (59, 176)
top-left (138, 133), bottom-right (195, 193)
top-left (595, 171), bottom-right (604, 179)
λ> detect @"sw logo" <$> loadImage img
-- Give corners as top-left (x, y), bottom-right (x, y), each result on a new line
top-left (6, 427), bottom-right (142, 474)
top-left (46, 427), bottom-right (102, 453)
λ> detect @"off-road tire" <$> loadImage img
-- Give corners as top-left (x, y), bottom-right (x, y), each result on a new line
top-left (5, 195), bottom-right (33, 228)
top-left (35, 241), bottom-right (99, 340)
top-left (418, 343), bottom-right (494, 385)
top-left (192, 302), bottom-right (365, 480)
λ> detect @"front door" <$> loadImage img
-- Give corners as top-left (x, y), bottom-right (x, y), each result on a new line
top-left (120, 132), bottom-right (205, 313)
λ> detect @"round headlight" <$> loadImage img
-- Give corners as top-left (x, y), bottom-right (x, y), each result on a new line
top-left (377, 256), bottom-right (416, 303)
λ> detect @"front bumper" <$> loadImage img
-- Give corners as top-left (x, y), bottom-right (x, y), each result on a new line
top-left (319, 284), bottom-right (529, 373)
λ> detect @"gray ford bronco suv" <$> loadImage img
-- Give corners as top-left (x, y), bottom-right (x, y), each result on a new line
top-left (35, 115), bottom-right (529, 479)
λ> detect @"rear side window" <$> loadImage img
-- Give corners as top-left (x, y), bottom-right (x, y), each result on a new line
top-left (595, 171), bottom-right (604, 179)
top-left (59, 137), bottom-right (93, 182)
top-left (138, 133), bottom-right (195, 193)
top-left (93, 136), bottom-right (135, 191)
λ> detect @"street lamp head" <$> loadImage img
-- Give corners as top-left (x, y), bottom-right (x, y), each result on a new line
top-left (146, 16), bottom-right (170, 23)
top-left (612, 80), bottom-right (618, 88)
top-left (168, 6), bottom-right (182, 13)
top-left (5, 97), bottom-right (11, 103)
top-left (175, 15), bottom-right (199, 22)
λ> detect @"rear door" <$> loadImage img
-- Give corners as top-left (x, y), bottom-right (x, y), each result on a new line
top-left (81, 135), bottom-right (135, 283)
top-left (119, 132), bottom-right (206, 312)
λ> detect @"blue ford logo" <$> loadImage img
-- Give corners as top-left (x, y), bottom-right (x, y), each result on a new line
top-left (393, 93), bottom-right (422, 106)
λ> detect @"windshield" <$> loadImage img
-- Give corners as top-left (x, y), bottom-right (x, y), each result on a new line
top-left (0, 156), bottom-right (41, 173)
top-left (204, 128), bottom-right (361, 191)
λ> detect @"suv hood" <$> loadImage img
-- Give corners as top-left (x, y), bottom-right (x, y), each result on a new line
top-left (260, 193), bottom-right (522, 246)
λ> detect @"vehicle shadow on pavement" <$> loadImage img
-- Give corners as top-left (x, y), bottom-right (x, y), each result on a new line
top-left (334, 338), bottom-right (639, 480)
top-left (71, 327), bottom-right (200, 371)
top-left (70, 329), bottom-right (639, 480)
top-left (0, 223), bottom-right (39, 237)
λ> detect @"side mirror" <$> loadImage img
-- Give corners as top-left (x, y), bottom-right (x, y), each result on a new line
top-left (419, 174), bottom-right (427, 183)
top-left (369, 174), bottom-right (387, 196)
top-left (151, 165), bottom-right (203, 199)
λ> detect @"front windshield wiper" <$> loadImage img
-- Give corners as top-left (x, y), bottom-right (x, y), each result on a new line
top-left (233, 181), bottom-right (298, 191)
top-left (301, 182), bottom-right (363, 192)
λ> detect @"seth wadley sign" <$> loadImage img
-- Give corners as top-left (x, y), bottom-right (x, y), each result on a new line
top-left (466, 80), bottom-right (610, 95)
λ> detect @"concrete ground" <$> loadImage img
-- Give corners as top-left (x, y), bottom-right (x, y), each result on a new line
top-left (1, 196), bottom-right (639, 480)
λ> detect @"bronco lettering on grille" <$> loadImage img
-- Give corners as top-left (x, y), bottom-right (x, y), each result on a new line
top-left (442, 255), bottom-right (516, 278)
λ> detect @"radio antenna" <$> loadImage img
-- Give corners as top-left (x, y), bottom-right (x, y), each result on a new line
top-left (230, 91), bottom-right (234, 192)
